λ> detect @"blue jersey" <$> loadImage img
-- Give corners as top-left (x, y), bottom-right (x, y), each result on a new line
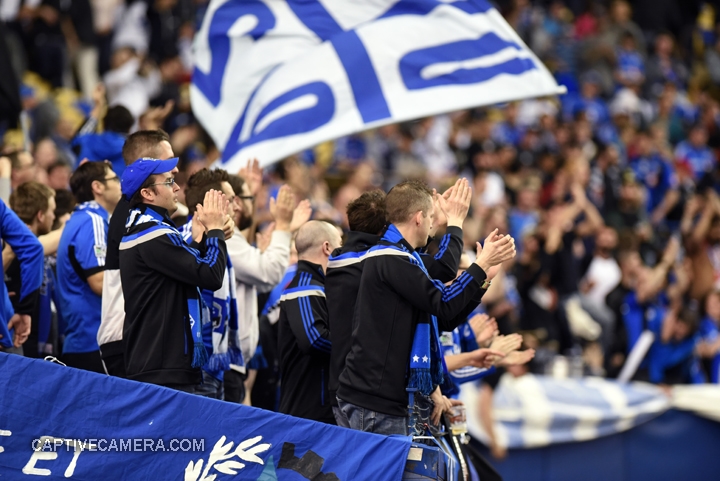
top-left (630, 155), bottom-right (677, 212)
top-left (492, 121), bottom-right (524, 146)
top-left (561, 94), bottom-right (610, 126)
top-left (699, 317), bottom-right (720, 383)
top-left (0, 200), bottom-right (43, 348)
top-left (440, 322), bottom-right (495, 388)
top-left (56, 201), bottom-right (109, 353)
top-left (674, 141), bottom-right (715, 181)
top-left (616, 49), bottom-right (644, 83)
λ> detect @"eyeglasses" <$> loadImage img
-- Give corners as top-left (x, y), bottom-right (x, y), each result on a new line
top-left (148, 178), bottom-right (176, 188)
top-left (229, 195), bottom-right (254, 203)
top-left (103, 175), bottom-right (120, 183)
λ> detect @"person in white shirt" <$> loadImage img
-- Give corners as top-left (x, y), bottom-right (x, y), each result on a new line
top-left (103, 47), bottom-right (160, 120)
top-left (224, 169), bottom-right (311, 404)
top-left (580, 226), bottom-right (622, 352)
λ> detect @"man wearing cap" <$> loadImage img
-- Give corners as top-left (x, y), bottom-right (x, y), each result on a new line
top-left (119, 158), bottom-right (229, 393)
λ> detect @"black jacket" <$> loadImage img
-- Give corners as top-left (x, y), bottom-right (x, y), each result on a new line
top-left (337, 224), bottom-right (487, 416)
top-left (326, 226), bottom-right (465, 406)
top-left (278, 260), bottom-right (334, 424)
top-left (119, 204), bottom-right (226, 386)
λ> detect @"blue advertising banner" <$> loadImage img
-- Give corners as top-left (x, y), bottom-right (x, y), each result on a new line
top-left (0, 353), bottom-right (411, 480)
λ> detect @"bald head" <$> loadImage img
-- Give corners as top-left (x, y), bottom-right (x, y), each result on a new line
top-left (296, 221), bottom-right (341, 257)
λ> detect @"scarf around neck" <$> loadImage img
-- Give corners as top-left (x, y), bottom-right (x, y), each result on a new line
top-left (382, 224), bottom-right (445, 396)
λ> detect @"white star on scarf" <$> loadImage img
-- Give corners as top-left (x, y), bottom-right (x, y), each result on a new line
top-left (413, 355), bottom-right (420, 363)
top-left (422, 356), bottom-right (429, 363)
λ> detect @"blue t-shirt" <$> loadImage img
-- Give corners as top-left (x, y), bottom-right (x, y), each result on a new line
top-left (616, 49), bottom-right (644, 83)
top-left (72, 132), bottom-right (126, 176)
top-left (492, 121), bottom-right (524, 147)
top-left (440, 322), bottom-right (495, 390)
top-left (508, 209), bottom-right (539, 252)
top-left (561, 94), bottom-right (610, 126)
top-left (0, 200), bottom-right (43, 348)
top-left (630, 154), bottom-right (677, 213)
top-left (56, 201), bottom-right (109, 353)
top-left (674, 141), bottom-right (715, 181)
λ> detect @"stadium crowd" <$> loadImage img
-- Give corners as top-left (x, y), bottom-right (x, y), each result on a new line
top-left (2, 0), bottom-right (720, 455)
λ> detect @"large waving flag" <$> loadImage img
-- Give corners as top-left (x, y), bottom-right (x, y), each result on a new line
top-left (191, 0), bottom-right (565, 169)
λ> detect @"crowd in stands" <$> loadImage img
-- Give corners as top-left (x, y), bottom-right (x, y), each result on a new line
top-left (2, 0), bottom-right (720, 457)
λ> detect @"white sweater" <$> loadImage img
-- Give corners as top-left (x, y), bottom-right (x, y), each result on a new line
top-left (226, 228), bottom-right (291, 371)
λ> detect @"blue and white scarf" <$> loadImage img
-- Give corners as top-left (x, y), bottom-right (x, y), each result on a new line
top-left (126, 206), bottom-right (208, 368)
top-left (181, 218), bottom-right (244, 376)
top-left (382, 224), bottom-right (445, 396)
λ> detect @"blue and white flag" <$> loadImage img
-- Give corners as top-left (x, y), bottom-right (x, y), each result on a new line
top-left (461, 374), bottom-right (671, 449)
top-left (0, 353), bottom-right (411, 480)
top-left (191, 0), bottom-right (565, 169)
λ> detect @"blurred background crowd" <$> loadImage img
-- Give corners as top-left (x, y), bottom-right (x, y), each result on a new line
top-left (2, 0), bottom-right (720, 402)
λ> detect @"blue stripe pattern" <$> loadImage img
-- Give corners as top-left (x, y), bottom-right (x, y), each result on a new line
top-left (328, 249), bottom-right (369, 261)
top-left (433, 233), bottom-right (450, 260)
top-left (168, 230), bottom-right (220, 267)
top-left (289, 272), bottom-right (331, 353)
top-left (441, 271), bottom-right (472, 302)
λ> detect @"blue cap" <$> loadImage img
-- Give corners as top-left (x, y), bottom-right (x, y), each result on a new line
top-left (121, 157), bottom-right (179, 196)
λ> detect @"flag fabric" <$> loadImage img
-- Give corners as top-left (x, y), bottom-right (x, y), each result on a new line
top-left (461, 373), bottom-right (672, 449)
top-left (191, 0), bottom-right (565, 170)
top-left (0, 353), bottom-right (411, 480)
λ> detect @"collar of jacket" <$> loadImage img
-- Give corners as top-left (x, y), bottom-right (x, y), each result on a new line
top-left (380, 223), bottom-right (415, 253)
top-left (333, 231), bottom-right (380, 256)
top-left (138, 203), bottom-right (175, 226)
top-left (297, 260), bottom-right (326, 280)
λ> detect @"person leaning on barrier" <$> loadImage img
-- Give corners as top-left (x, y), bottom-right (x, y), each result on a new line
top-left (327, 179), bottom-right (473, 427)
top-left (0, 199), bottom-right (43, 352)
top-left (6, 182), bottom-right (60, 358)
top-left (119, 158), bottom-right (228, 394)
top-left (278, 220), bottom-right (342, 424)
top-left (98, 129), bottom-right (176, 377)
top-left (337, 180), bottom-right (515, 435)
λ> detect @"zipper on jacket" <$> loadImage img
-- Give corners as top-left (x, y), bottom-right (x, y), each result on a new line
top-left (321, 368), bottom-right (325, 405)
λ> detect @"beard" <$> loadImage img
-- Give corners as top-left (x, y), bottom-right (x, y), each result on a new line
top-left (237, 212), bottom-right (253, 231)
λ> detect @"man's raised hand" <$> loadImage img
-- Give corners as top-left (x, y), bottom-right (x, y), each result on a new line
top-left (238, 158), bottom-right (263, 196)
top-left (436, 178), bottom-right (472, 227)
top-left (289, 199), bottom-right (312, 233)
top-left (269, 185), bottom-right (295, 231)
top-left (196, 190), bottom-right (228, 232)
top-left (474, 229), bottom-right (516, 273)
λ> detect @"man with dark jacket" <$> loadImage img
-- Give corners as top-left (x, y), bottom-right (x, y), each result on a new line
top-left (119, 158), bottom-right (228, 393)
top-left (278, 221), bottom-right (342, 423)
top-left (98, 130), bottom-right (175, 377)
top-left (337, 180), bottom-right (515, 435)
top-left (327, 181), bottom-right (472, 427)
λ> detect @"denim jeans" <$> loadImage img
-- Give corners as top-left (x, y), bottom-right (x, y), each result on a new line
top-left (337, 398), bottom-right (407, 435)
top-left (332, 405), bottom-right (350, 428)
